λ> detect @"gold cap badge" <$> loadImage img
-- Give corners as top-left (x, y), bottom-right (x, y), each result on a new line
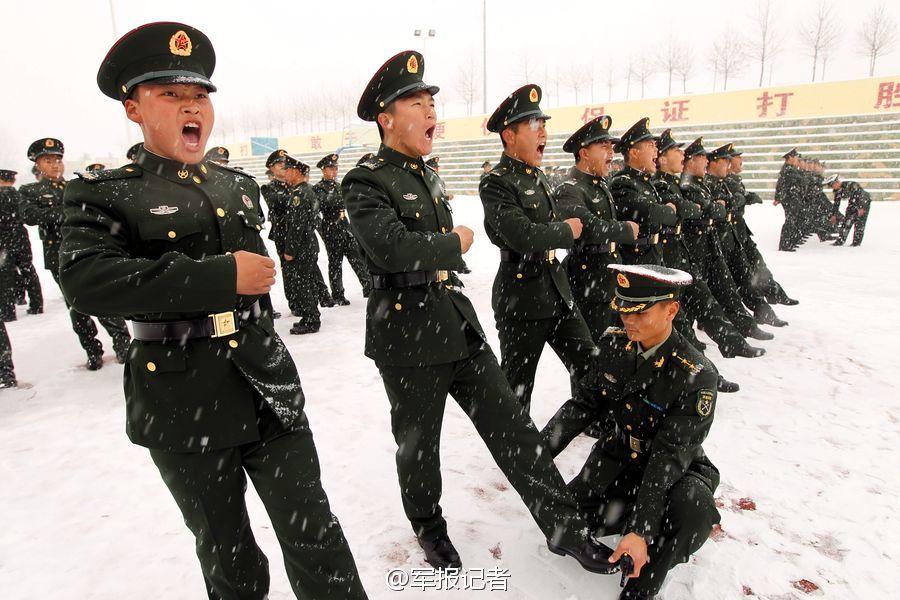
top-left (407, 54), bottom-right (419, 74)
top-left (617, 273), bottom-right (630, 288)
top-left (169, 30), bottom-right (192, 57)
top-left (45, 139), bottom-right (54, 147)
top-left (601, 116), bottom-right (610, 129)
top-left (529, 88), bottom-right (539, 103)
top-left (217, 147), bottom-right (225, 154)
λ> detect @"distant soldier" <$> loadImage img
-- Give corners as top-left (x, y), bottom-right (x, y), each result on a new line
top-left (774, 149), bottom-right (803, 251)
top-left (19, 138), bottom-right (131, 368)
top-left (0, 169), bottom-right (42, 316)
top-left (480, 85), bottom-right (597, 412)
top-left (828, 175), bottom-right (871, 247)
top-left (312, 153), bottom-right (371, 305)
top-left (480, 159), bottom-right (492, 181)
top-left (204, 145), bottom-right (230, 165)
top-left (84, 163), bottom-right (105, 172)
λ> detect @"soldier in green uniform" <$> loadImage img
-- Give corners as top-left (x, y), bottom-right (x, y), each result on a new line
top-left (775, 148), bottom-right (803, 251)
top-left (828, 175), bottom-right (872, 247)
top-left (0, 170), bottom-right (43, 317)
top-left (706, 144), bottom-right (787, 328)
top-left (555, 115), bottom-right (638, 340)
top-left (204, 145), bottom-right (229, 165)
top-left (608, 118), bottom-right (678, 266)
top-left (312, 153), bottom-right (370, 304)
top-left (541, 264), bottom-right (721, 600)
top-left (85, 163), bottom-right (105, 172)
top-left (480, 159), bottom-right (492, 181)
top-left (19, 138), bottom-right (131, 368)
top-left (279, 156), bottom-right (322, 334)
top-left (652, 131), bottom-right (770, 361)
top-left (480, 84), bottom-right (597, 412)
top-left (59, 22), bottom-right (366, 599)
top-left (296, 161), bottom-right (335, 308)
top-left (260, 150), bottom-right (304, 316)
top-left (726, 147), bottom-right (798, 305)
top-left (344, 50), bottom-right (621, 574)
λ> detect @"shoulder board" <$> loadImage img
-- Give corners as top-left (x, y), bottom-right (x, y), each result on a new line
top-left (672, 350), bottom-right (704, 376)
top-left (76, 166), bottom-right (142, 184)
top-left (359, 156), bottom-right (386, 171)
top-left (210, 162), bottom-right (255, 179)
top-left (602, 326), bottom-right (627, 337)
top-left (488, 166), bottom-right (508, 177)
top-left (556, 179), bottom-right (577, 188)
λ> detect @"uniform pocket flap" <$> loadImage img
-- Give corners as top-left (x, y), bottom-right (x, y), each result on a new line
top-left (137, 219), bottom-right (202, 242)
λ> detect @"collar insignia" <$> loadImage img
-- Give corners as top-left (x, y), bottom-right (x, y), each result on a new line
top-left (150, 205), bottom-right (179, 215)
top-left (402, 193), bottom-right (418, 200)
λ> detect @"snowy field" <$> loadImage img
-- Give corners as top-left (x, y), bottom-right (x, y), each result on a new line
top-left (1, 196), bottom-right (898, 600)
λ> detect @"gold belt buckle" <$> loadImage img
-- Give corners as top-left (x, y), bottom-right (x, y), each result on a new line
top-left (650, 233), bottom-right (659, 244)
top-left (436, 270), bottom-right (449, 282)
top-left (210, 311), bottom-right (237, 338)
top-left (547, 249), bottom-right (556, 262)
top-left (629, 435), bottom-right (642, 453)
top-left (609, 242), bottom-right (616, 253)
top-left (339, 209), bottom-right (346, 220)
top-left (675, 224), bottom-right (682, 235)
top-left (727, 213), bottom-right (733, 223)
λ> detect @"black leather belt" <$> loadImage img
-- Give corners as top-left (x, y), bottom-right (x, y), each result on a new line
top-left (618, 428), bottom-right (650, 454)
top-left (132, 301), bottom-right (261, 341)
top-left (370, 270), bottom-right (449, 289)
top-left (660, 225), bottom-right (682, 236)
top-left (623, 233), bottom-right (659, 247)
top-left (572, 242), bottom-right (617, 256)
top-left (500, 249), bottom-right (557, 262)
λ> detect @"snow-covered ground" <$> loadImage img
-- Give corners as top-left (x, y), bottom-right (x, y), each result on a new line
top-left (1, 196), bottom-right (898, 599)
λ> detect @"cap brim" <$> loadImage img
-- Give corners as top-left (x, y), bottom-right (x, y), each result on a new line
top-left (130, 72), bottom-right (216, 94)
top-left (610, 296), bottom-right (654, 314)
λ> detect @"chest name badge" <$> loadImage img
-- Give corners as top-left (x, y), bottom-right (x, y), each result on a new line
top-left (242, 195), bottom-right (253, 209)
top-left (402, 193), bottom-right (418, 201)
top-left (524, 189), bottom-right (536, 195)
top-left (150, 206), bottom-right (179, 215)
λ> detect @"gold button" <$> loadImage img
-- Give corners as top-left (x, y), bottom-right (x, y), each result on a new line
top-left (516, 273), bottom-right (523, 279)
top-left (146, 362), bottom-right (157, 372)
top-left (48, 240), bottom-right (54, 245)
top-left (525, 168), bottom-right (532, 174)
top-left (225, 251), bottom-right (232, 256)
top-left (394, 303), bottom-right (402, 311)
top-left (663, 239), bottom-right (668, 244)
top-left (167, 231), bottom-right (177, 239)
top-left (434, 197), bottom-right (439, 204)
top-left (415, 212), bottom-right (420, 218)
top-left (601, 390), bottom-right (607, 396)
top-left (216, 208), bottom-right (225, 217)
top-left (199, 164), bottom-right (208, 174)
top-left (626, 403), bottom-right (632, 411)
top-left (192, 176), bottom-right (202, 184)
top-left (125, 167), bottom-right (134, 172)
top-left (441, 227), bottom-right (447, 233)
top-left (255, 224), bottom-right (261, 231)
top-left (581, 264), bottom-right (587, 270)
top-left (228, 340), bottom-right (238, 349)
top-left (626, 424), bottom-right (632, 431)
top-left (631, 452), bottom-right (638, 459)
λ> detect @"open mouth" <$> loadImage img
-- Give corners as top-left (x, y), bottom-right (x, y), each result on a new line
top-left (537, 144), bottom-right (545, 158)
top-left (182, 121), bottom-right (202, 151)
top-left (424, 126), bottom-right (435, 141)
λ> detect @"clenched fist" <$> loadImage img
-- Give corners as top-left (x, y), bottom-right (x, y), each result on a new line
top-left (233, 250), bottom-right (276, 295)
top-left (452, 225), bottom-right (474, 254)
top-left (565, 218), bottom-right (583, 240)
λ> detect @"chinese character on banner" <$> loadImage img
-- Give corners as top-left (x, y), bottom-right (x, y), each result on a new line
top-left (874, 81), bottom-right (900, 109)
top-left (661, 100), bottom-right (691, 123)
top-left (310, 135), bottom-right (322, 150)
top-left (433, 122), bottom-right (446, 139)
top-left (756, 91), bottom-right (794, 117)
top-left (580, 106), bottom-right (606, 124)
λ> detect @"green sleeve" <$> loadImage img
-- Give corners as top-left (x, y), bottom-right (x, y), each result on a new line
top-left (555, 183), bottom-right (633, 245)
top-left (479, 175), bottom-right (573, 252)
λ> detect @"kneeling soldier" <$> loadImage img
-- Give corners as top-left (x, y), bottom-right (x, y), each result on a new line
top-left (541, 264), bottom-right (721, 600)
top-left (60, 22), bottom-right (366, 599)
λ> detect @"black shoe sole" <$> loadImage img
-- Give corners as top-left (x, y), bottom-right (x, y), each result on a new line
top-left (546, 541), bottom-right (619, 574)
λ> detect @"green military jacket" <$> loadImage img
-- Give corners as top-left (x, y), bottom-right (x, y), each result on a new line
top-left (479, 153), bottom-right (575, 320)
top-left (652, 171), bottom-right (702, 270)
top-left (313, 178), bottom-right (351, 240)
top-left (609, 166), bottom-right (678, 240)
top-left (0, 187), bottom-right (31, 256)
top-left (59, 150), bottom-right (306, 453)
top-left (774, 165), bottom-right (801, 211)
top-left (705, 174), bottom-right (743, 250)
top-left (574, 327), bottom-right (719, 540)
top-left (342, 144), bottom-right (483, 367)
top-left (833, 180), bottom-right (871, 215)
top-left (555, 167), bottom-right (634, 304)
top-left (260, 179), bottom-right (290, 244)
top-left (679, 173), bottom-right (728, 263)
top-left (725, 174), bottom-right (760, 241)
top-left (282, 182), bottom-right (320, 258)
top-left (18, 178), bottom-right (67, 272)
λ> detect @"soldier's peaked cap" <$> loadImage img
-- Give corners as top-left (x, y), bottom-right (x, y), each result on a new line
top-left (708, 143), bottom-right (734, 161)
top-left (655, 129), bottom-right (684, 154)
top-left (27, 138), bottom-right (64, 161)
top-left (205, 147), bottom-right (229, 161)
top-left (608, 264), bottom-right (693, 314)
top-left (357, 50), bottom-right (439, 121)
top-left (563, 115), bottom-right (619, 153)
top-left (0, 169), bottom-right (17, 181)
top-left (317, 153), bottom-right (339, 169)
top-left (97, 22), bottom-right (216, 101)
top-left (266, 149), bottom-right (289, 168)
top-left (783, 148), bottom-right (800, 159)
top-left (487, 84), bottom-right (551, 133)
top-left (613, 117), bottom-right (655, 154)
top-left (683, 137), bottom-right (707, 160)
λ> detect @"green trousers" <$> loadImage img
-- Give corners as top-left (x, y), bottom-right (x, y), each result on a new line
top-left (149, 405), bottom-right (367, 600)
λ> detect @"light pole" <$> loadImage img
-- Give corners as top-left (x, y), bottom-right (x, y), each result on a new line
top-left (413, 28), bottom-right (436, 55)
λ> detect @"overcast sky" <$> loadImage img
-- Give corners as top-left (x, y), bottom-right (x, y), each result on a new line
top-left (1, 0), bottom-right (897, 173)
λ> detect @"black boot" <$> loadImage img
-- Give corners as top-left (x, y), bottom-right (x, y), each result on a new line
top-left (26, 307), bottom-right (43, 315)
top-left (756, 311), bottom-right (788, 327)
top-left (546, 538), bottom-right (619, 574)
top-left (418, 534), bottom-right (462, 570)
top-left (721, 342), bottom-right (765, 359)
top-left (745, 325), bottom-right (774, 341)
top-left (333, 296), bottom-right (351, 306)
top-left (717, 375), bottom-right (740, 393)
top-left (113, 336), bottom-right (131, 364)
top-left (289, 322), bottom-right (321, 335)
top-left (320, 295), bottom-right (336, 308)
top-left (620, 583), bottom-right (656, 599)
top-left (86, 352), bottom-right (104, 371)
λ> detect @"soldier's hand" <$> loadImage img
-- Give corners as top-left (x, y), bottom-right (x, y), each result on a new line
top-left (564, 218), bottom-right (583, 239)
top-left (627, 221), bottom-right (639, 239)
top-left (773, 200), bottom-right (781, 206)
top-left (716, 199), bottom-right (726, 206)
top-left (858, 208), bottom-right (866, 217)
top-left (829, 216), bottom-right (837, 225)
top-left (233, 251), bottom-right (276, 295)
top-left (609, 532), bottom-right (649, 579)
top-left (284, 254), bottom-right (295, 262)
top-left (665, 202), bottom-right (677, 213)
top-left (452, 225), bottom-right (474, 254)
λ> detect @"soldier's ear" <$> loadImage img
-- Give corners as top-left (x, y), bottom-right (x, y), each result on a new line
top-left (124, 98), bottom-right (143, 125)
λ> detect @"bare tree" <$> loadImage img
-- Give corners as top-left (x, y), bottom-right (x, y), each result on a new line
top-left (747, 0), bottom-right (782, 87)
top-left (673, 46), bottom-right (695, 94)
top-left (657, 34), bottom-right (688, 96)
top-left (515, 53), bottom-right (535, 83)
top-left (798, 0), bottom-right (841, 81)
top-left (710, 30), bottom-right (746, 90)
top-left (564, 65), bottom-right (590, 104)
top-left (624, 58), bottom-right (635, 99)
top-left (454, 55), bottom-right (480, 115)
top-left (602, 59), bottom-right (615, 101)
top-left (633, 55), bottom-right (655, 98)
top-left (858, 3), bottom-right (898, 76)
